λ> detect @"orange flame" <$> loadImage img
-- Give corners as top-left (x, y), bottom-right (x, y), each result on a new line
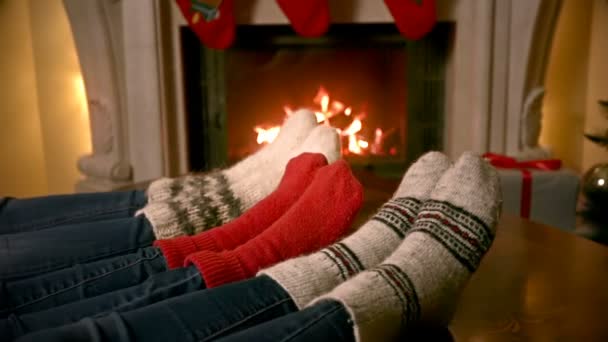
top-left (254, 86), bottom-right (394, 156)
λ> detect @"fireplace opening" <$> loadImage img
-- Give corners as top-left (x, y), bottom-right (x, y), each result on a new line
top-left (181, 23), bottom-right (452, 176)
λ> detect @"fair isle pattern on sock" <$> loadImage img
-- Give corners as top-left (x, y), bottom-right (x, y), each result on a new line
top-left (141, 173), bottom-right (243, 239)
top-left (371, 264), bottom-right (420, 326)
top-left (320, 196), bottom-right (420, 282)
top-left (412, 200), bottom-right (494, 272)
top-left (146, 170), bottom-right (218, 203)
top-left (320, 242), bottom-right (365, 281)
top-left (371, 197), bottom-right (421, 239)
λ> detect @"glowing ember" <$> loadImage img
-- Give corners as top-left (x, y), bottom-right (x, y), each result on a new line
top-left (253, 86), bottom-right (395, 156)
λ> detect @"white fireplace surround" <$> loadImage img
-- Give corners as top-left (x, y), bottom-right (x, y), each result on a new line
top-left (63, 0), bottom-right (562, 191)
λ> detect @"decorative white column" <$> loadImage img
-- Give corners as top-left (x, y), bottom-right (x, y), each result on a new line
top-left (64, 0), bottom-right (167, 191)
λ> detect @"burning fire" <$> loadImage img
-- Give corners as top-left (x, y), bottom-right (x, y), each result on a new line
top-left (253, 87), bottom-right (394, 156)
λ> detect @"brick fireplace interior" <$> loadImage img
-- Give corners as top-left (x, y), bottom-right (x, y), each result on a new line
top-left (181, 23), bottom-right (452, 177)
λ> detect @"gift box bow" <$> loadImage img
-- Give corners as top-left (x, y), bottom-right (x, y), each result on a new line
top-left (482, 153), bottom-right (562, 218)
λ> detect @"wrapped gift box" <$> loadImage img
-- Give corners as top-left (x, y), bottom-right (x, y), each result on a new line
top-left (497, 168), bottom-right (580, 231)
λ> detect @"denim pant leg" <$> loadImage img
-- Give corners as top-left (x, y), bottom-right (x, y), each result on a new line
top-left (0, 215), bottom-right (155, 281)
top-left (15, 275), bottom-right (298, 342)
top-left (0, 191), bottom-right (147, 235)
top-left (216, 300), bottom-right (355, 342)
top-left (1, 247), bottom-right (168, 317)
top-left (2, 266), bottom-right (203, 340)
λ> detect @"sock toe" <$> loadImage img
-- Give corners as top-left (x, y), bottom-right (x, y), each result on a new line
top-left (293, 125), bottom-right (341, 163)
top-left (394, 151), bottom-right (451, 199)
top-left (431, 152), bottom-right (502, 229)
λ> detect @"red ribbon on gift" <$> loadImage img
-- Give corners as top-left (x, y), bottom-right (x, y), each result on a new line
top-left (482, 153), bottom-right (562, 218)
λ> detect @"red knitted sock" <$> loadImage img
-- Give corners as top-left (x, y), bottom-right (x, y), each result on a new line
top-left (175, 0), bottom-right (235, 49)
top-left (155, 153), bottom-right (328, 268)
top-left (185, 160), bottom-right (364, 288)
top-left (384, 0), bottom-right (437, 40)
top-left (276, 0), bottom-right (331, 37)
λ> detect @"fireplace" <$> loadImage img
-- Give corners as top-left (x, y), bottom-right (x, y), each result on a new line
top-left (182, 23), bottom-right (451, 175)
top-left (63, 0), bottom-right (563, 190)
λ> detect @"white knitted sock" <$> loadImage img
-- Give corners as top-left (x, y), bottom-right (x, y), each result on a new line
top-left (312, 152), bottom-right (502, 342)
top-left (261, 151), bottom-right (451, 308)
top-left (146, 108), bottom-right (319, 203)
top-left (140, 124), bottom-right (341, 239)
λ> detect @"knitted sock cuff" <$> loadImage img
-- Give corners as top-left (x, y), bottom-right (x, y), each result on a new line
top-left (146, 177), bottom-right (178, 203)
top-left (154, 237), bottom-right (199, 269)
top-left (191, 233), bottom-right (223, 253)
top-left (185, 250), bottom-right (247, 288)
top-left (260, 252), bottom-right (345, 309)
top-left (139, 201), bottom-right (205, 239)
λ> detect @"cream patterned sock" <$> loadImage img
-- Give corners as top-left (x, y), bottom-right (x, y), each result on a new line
top-left (261, 151), bottom-right (451, 308)
top-left (146, 108), bottom-right (319, 203)
top-left (140, 124), bottom-right (341, 239)
top-left (312, 152), bottom-right (502, 342)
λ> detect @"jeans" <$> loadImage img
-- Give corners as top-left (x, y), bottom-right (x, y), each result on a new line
top-left (216, 301), bottom-right (455, 342)
top-left (1, 247), bottom-right (168, 318)
top-left (16, 275), bottom-right (298, 342)
top-left (0, 215), bottom-right (155, 281)
top-left (216, 300), bottom-right (354, 342)
top-left (2, 266), bottom-right (203, 340)
top-left (0, 191), bottom-right (147, 235)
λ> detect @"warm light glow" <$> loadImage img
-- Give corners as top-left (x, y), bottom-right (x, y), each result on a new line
top-left (73, 75), bottom-right (88, 120)
top-left (314, 111), bottom-right (326, 123)
top-left (254, 126), bottom-right (281, 144)
top-left (348, 135), bottom-right (362, 154)
top-left (599, 178), bottom-right (605, 186)
top-left (283, 106), bottom-right (294, 116)
top-left (254, 86), bottom-right (396, 156)
top-left (341, 118), bottom-right (362, 136)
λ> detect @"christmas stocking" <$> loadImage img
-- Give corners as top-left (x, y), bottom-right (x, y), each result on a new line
top-left (384, 0), bottom-right (437, 40)
top-left (175, 0), bottom-right (235, 49)
top-left (276, 0), bottom-right (330, 37)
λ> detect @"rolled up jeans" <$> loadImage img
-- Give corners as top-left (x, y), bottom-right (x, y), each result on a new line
top-left (15, 275), bottom-right (299, 342)
top-left (0, 191), bottom-right (147, 235)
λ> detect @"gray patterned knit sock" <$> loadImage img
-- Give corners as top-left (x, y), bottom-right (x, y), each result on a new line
top-left (261, 151), bottom-right (451, 308)
top-left (139, 124), bottom-right (341, 239)
top-left (312, 152), bottom-right (502, 342)
top-left (145, 108), bottom-right (319, 203)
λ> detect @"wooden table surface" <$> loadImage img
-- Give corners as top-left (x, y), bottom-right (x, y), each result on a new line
top-left (449, 214), bottom-right (608, 341)
top-left (352, 171), bottom-right (608, 341)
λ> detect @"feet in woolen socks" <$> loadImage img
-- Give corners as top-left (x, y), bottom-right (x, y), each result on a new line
top-left (146, 108), bottom-right (318, 203)
top-left (261, 151), bottom-right (451, 308)
top-left (140, 120), bottom-right (340, 239)
top-left (313, 152), bottom-right (502, 342)
top-left (184, 159), bottom-right (363, 288)
top-left (154, 153), bottom-right (328, 269)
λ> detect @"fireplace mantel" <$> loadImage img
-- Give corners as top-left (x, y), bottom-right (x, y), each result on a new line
top-left (64, 0), bottom-right (562, 191)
